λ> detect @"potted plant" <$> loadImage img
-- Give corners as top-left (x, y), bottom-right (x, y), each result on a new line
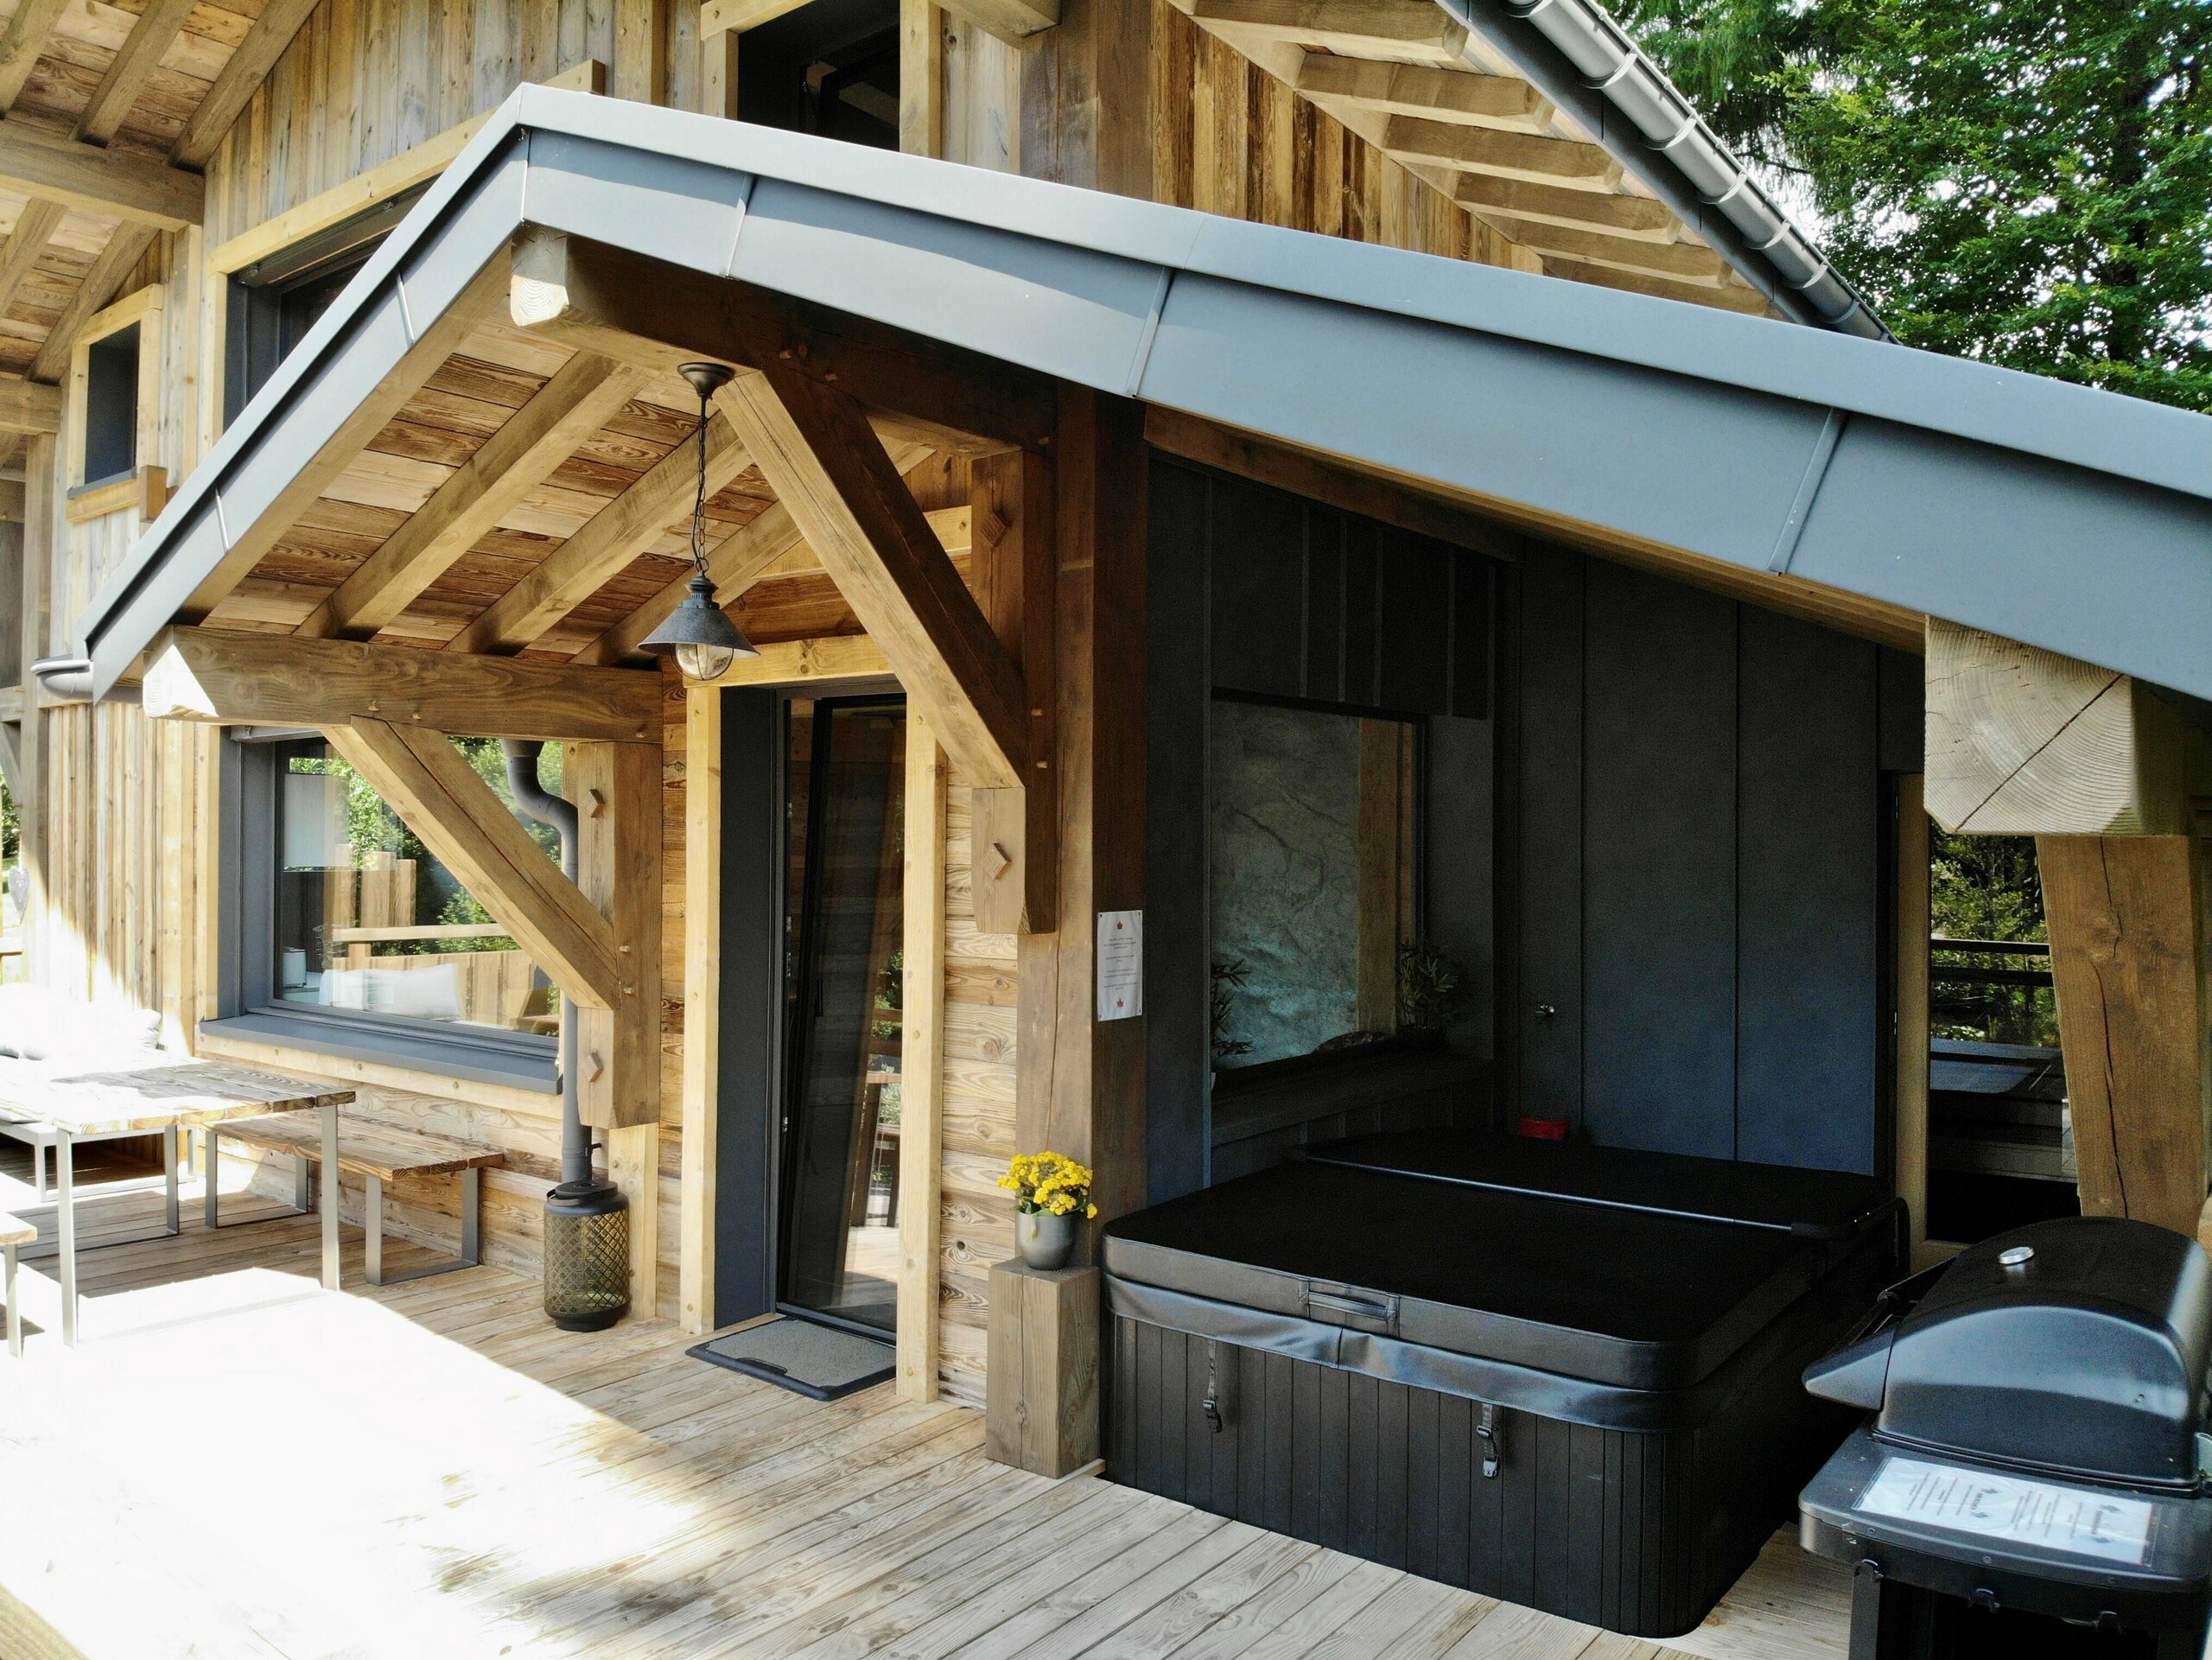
top-left (998, 1151), bottom-right (1098, 1271)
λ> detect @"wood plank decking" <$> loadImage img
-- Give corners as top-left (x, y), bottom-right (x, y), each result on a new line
top-left (0, 1165), bottom-right (1850, 1660)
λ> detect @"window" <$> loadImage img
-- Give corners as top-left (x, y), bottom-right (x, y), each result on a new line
top-left (736, 0), bottom-right (899, 148)
top-left (83, 324), bottom-right (139, 484)
top-left (225, 186), bottom-right (423, 425)
top-left (1209, 697), bottom-right (1421, 1070)
top-left (213, 732), bottom-right (564, 1089)
top-left (67, 286), bottom-right (161, 515)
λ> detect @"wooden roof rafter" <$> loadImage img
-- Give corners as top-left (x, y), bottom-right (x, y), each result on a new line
top-left (1169, 0), bottom-right (1775, 314)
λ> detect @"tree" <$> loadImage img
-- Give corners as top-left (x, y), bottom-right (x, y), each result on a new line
top-left (1615, 0), bottom-right (2212, 409)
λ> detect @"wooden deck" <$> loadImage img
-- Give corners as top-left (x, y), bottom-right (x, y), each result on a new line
top-left (0, 1163), bottom-right (1851, 1660)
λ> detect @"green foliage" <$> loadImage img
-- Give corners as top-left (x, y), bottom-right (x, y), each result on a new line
top-left (1211, 958), bottom-right (1253, 1062)
top-left (1397, 939), bottom-right (1468, 1033)
top-left (1615, 0), bottom-right (2212, 409)
top-left (1929, 830), bottom-right (2059, 1045)
top-left (0, 769), bottom-right (16, 868)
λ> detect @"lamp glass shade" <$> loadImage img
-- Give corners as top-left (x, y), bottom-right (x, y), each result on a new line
top-left (641, 573), bottom-right (755, 683)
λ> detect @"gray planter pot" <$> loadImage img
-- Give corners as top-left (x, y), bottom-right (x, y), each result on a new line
top-left (1017, 1208), bottom-right (1077, 1271)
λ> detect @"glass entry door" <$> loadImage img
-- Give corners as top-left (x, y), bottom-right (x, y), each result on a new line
top-left (779, 696), bottom-right (906, 1334)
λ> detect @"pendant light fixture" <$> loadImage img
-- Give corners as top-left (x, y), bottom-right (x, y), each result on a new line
top-left (642, 361), bottom-right (758, 683)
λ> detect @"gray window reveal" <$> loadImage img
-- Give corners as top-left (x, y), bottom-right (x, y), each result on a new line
top-left (207, 729), bottom-right (561, 1092)
top-left (82, 323), bottom-right (139, 486)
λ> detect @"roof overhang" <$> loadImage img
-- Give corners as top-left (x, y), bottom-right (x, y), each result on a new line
top-left (82, 86), bottom-right (2212, 702)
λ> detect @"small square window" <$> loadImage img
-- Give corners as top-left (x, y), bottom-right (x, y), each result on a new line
top-left (82, 322), bottom-right (139, 486)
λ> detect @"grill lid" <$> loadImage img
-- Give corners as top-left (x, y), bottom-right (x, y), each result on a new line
top-left (1805, 1218), bottom-right (2212, 1489)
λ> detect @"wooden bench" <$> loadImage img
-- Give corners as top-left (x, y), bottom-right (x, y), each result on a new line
top-left (1, 1210), bottom-right (30, 1356)
top-left (205, 1115), bottom-right (505, 1287)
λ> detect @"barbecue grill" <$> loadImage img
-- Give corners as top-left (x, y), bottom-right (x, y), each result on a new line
top-left (1799, 1216), bottom-right (2212, 1657)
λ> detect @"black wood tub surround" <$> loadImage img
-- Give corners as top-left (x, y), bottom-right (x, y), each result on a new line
top-left (1103, 1130), bottom-right (1902, 1638)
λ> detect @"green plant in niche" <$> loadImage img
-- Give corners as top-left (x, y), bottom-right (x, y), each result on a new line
top-left (1397, 940), bottom-right (1466, 1034)
top-left (1210, 958), bottom-right (1253, 1063)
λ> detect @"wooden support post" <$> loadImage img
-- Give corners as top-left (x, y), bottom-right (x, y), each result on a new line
top-left (899, 1), bottom-right (944, 156)
top-left (679, 684), bottom-right (722, 1334)
top-left (897, 712), bottom-right (948, 1399)
top-left (1895, 775), bottom-right (1930, 1261)
top-left (570, 741), bottom-right (664, 1130)
top-left (2039, 835), bottom-right (2211, 1240)
top-left (985, 1260), bottom-right (1099, 1476)
top-left (969, 448), bottom-right (1056, 934)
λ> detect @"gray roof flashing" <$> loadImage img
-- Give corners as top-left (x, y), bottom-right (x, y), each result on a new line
top-left (82, 87), bottom-right (2212, 705)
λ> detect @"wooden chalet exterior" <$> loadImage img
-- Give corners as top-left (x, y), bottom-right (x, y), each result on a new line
top-left (3, 0), bottom-right (2208, 1529)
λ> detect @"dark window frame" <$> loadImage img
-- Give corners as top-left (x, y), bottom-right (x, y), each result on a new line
top-left (223, 184), bottom-right (427, 428)
top-left (203, 728), bottom-right (560, 1093)
top-left (79, 323), bottom-right (141, 489)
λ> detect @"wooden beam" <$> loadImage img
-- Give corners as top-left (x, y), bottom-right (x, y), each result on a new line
top-left (29, 226), bottom-right (157, 385)
top-left (1142, 404), bottom-right (1519, 559)
top-left (299, 351), bottom-right (646, 640)
top-left (1489, 218), bottom-right (1732, 286)
top-left (716, 367), bottom-right (1030, 790)
top-left (0, 200), bottom-right (62, 321)
top-left (698, 24), bottom-right (741, 118)
top-left (1296, 54), bottom-right (1542, 129)
top-left (447, 412), bottom-right (751, 657)
top-left (571, 739), bottom-right (663, 1130)
top-left (211, 119), bottom-right (486, 275)
top-left (1541, 254), bottom-right (1773, 315)
top-left (1895, 774), bottom-right (1930, 1263)
top-left (969, 446), bottom-right (1056, 933)
top-left (0, 374), bottom-right (60, 435)
top-left (508, 229), bottom-right (1057, 454)
top-left (613, 0), bottom-right (670, 103)
top-left (0, 119), bottom-right (201, 229)
top-left (141, 625), bottom-right (664, 740)
top-left (571, 445), bottom-right (941, 666)
top-left (677, 680), bottom-right (721, 1335)
top-left (938, 0), bottom-right (1059, 41)
top-left (1183, 0), bottom-right (1467, 63)
top-left (170, 0), bottom-right (321, 169)
top-left (895, 709), bottom-right (947, 1400)
top-left (899, 1), bottom-right (944, 156)
top-left (1926, 619), bottom-right (2191, 836)
top-left (0, 0), bottom-right (67, 114)
top-left (74, 0), bottom-right (198, 145)
top-left (323, 718), bottom-right (626, 1010)
top-left (1382, 114), bottom-right (1619, 188)
top-left (699, 0), bottom-right (810, 35)
top-left (696, 633), bottom-right (892, 687)
top-left (1453, 173), bottom-right (1677, 240)
top-left (2040, 835), bottom-right (2210, 1239)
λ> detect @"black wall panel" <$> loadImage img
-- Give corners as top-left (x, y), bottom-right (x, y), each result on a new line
top-left (715, 688), bottom-right (784, 1326)
top-left (1147, 461), bottom-right (1215, 1204)
top-left (1580, 562), bottom-right (1740, 1160)
top-left (1511, 550), bottom-right (1891, 1174)
top-left (1737, 610), bottom-right (1879, 1171)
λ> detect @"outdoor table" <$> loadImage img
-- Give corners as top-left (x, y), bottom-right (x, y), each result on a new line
top-left (0, 1056), bottom-right (353, 1344)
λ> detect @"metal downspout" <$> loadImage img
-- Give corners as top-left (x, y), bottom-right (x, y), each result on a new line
top-left (500, 740), bottom-right (589, 1187)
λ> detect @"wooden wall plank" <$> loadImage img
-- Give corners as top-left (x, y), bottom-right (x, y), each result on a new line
top-left (897, 711), bottom-right (948, 1400)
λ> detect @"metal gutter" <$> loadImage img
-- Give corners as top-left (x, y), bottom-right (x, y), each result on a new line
top-left (1438, 0), bottom-right (1889, 340)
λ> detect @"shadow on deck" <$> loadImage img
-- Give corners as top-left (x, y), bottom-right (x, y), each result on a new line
top-left (0, 1166), bottom-right (1851, 1660)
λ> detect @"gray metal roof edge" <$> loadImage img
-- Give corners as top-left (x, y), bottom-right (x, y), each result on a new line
top-left (79, 87), bottom-right (2212, 702)
top-left (78, 99), bottom-right (534, 652)
top-left (1436, 0), bottom-right (1887, 341)
top-left (509, 89), bottom-right (2212, 500)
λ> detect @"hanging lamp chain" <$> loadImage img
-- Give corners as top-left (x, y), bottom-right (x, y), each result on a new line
top-left (690, 383), bottom-right (713, 581)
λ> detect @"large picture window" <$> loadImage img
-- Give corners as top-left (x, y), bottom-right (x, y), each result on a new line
top-left (213, 732), bottom-right (563, 1088)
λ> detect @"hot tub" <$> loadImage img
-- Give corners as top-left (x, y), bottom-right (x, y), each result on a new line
top-left (1102, 1129), bottom-right (1901, 1637)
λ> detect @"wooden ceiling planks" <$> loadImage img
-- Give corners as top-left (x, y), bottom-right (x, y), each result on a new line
top-left (1167, 0), bottom-right (1777, 317)
top-left (0, 0), bottom-right (302, 380)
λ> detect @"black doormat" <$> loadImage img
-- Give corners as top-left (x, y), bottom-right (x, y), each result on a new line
top-left (688, 1314), bottom-right (895, 1401)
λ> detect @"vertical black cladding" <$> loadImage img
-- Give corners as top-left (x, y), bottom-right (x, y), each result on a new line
top-left (1511, 545), bottom-right (1885, 1174)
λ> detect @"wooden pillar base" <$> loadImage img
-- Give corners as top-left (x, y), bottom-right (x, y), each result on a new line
top-left (985, 1258), bottom-right (1099, 1478)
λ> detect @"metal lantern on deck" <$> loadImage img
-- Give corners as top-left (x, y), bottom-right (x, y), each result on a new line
top-left (642, 360), bottom-right (759, 683)
top-left (543, 1178), bottom-right (631, 1332)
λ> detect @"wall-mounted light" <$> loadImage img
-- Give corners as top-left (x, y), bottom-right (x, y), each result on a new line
top-left (642, 361), bottom-right (758, 683)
